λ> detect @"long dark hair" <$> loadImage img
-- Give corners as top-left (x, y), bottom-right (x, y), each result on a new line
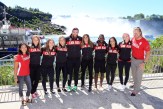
top-left (81, 34), bottom-right (93, 48)
top-left (18, 43), bottom-right (30, 55)
top-left (108, 37), bottom-right (118, 48)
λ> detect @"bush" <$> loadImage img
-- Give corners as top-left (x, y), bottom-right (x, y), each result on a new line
top-left (0, 66), bottom-right (14, 86)
top-left (151, 36), bottom-right (163, 49)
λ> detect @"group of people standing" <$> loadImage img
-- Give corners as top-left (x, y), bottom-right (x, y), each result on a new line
top-left (14, 27), bottom-right (150, 106)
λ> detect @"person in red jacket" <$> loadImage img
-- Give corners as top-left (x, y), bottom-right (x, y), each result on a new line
top-left (14, 43), bottom-right (32, 106)
top-left (131, 27), bottom-right (150, 96)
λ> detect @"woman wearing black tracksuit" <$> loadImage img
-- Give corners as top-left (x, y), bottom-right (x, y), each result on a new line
top-left (106, 37), bottom-right (119, 90)
top-left (29, 35), bottom-right (41, 99)
top-left (81, 34), bottom-right (94, 92)
top-left (118, 33), bottom-right (132, 91)
top-left (94, 34), bottom-right (107, 91)
top-left (41, 39), bottom-right (56, 94)
top-left (55, 36), bottom-right (68, 92)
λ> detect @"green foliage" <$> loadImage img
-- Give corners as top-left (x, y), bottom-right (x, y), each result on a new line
top-left (151, 36), bottom-right (163, 49)
top-left (123, 13), bottom-right (163, 21)
top-left (134, 13), bottom-right (145, 20)
top-left (0, 66), bottom-right (14, 86)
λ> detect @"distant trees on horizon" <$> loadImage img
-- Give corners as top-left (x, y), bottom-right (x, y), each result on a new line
top-left (122, 13), bottom-right (163, 21)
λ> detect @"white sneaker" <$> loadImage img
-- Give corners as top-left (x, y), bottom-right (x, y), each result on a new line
top-left (99, 86), bottom-right (104, 91)
top-left (94, 87), bottom-right (98, 91)
top-left (119, 85), bottom-right (124, 91)
top-left (123, 85), bottom-right (126, 89)
top-left (108, 85), bottom-right (112, 90)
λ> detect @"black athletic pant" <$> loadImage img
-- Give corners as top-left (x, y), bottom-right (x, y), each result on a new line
top-left (106, 63), bottom-right (117, 85)
top-left (81, 59), bottom-right (93, 87)
top-left (30, 64), bottom-right (40, 94)
top-left (67, 58), bottom-right (80, 86)
top-left (56, 62), bottom-right (67, 88)
top-left (41, 66), bottom-right (54, 91)
top-left (118, 61), bottom-right (131, 85)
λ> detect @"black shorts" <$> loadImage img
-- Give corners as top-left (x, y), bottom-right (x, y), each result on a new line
top-left (94, 60), bottom-right (106, 73)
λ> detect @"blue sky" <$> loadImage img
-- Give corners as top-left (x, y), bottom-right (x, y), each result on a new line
top-left (1, 0), bottom-right (163, 35)
top-left (1, 0), bottom-right (163, 17)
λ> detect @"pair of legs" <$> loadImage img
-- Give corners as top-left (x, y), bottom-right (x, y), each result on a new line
top-left (41, 66), bottom-right (54, 92)
top-left (67, 58), bottom-right (80, 87)
top-left (118, 61), bottom-right (131, 85)
top-left (17, 75), bottom-right (31, 100)
top-left (94, 60), bottom-right (105, 88)
top-left (56, 62), bottom-right (67, 89)
top-left (81, 59), bottom-right (93, 89)
top-left (30, 64), bottom-right (40, 94)
top-left (131, 58), bottom-right (144, 95)
top-left (106, 63), bottom-right (117, 86)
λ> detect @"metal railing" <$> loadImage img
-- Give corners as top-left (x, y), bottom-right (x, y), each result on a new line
top-left (0, 49), bottom-right (163, 92)
top-left (142, 49), bottom-right (163, 79)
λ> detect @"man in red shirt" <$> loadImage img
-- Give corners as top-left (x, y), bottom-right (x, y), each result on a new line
top-left (131, 27), bottom-right (150, 96)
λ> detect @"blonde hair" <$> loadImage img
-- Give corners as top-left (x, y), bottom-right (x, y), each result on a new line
top-left (58, 36), bottom-right (66, 46)
top-left (31, 35), bottom-right (41, 49)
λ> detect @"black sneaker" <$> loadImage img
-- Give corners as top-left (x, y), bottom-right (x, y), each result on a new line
top-left (26, 99), bottom-right (32, 103)
top-left (62, 88), bottom-right (67, 92)
top-left (57, 88), bottom-right (61, 93)
top-left (131, 93), bottom-right (136, 96)
top-left (50, 90), bottom-right (55, 94)
top-left (44, 91), bottom-right (48, 95)
top-left (88, 87), bottom-right (92, 92)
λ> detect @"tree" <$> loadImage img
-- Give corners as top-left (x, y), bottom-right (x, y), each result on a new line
top-left (133, 13), bottom-right (145, 20)
top-left (151, 36), bottom-right (163, 48)
top-left (149, 14), bottom-right (160, 20)
top-left (127, 16), bottom-right (133, 19)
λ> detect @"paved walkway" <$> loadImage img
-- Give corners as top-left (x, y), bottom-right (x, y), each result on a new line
top-left (0, 79), bottom-right (163, 109)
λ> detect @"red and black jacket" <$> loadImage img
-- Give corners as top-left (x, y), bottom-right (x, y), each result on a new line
top-left (107, 46), bottom-right (119, 65)
top-left (41, 47), bottom-right (56, 66)
top-left (56, 45), bottom-right (67, 63)
top-left (29, 45), bottom-right (41, 65)
top-left (65, 36), bottom-right (82, 59)
top-left (94, 40), bottom-right (107, 61)
top-left (81, 44), bottom-right (94, 60)
top-left (118, 41), bottom-right (132, 62)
